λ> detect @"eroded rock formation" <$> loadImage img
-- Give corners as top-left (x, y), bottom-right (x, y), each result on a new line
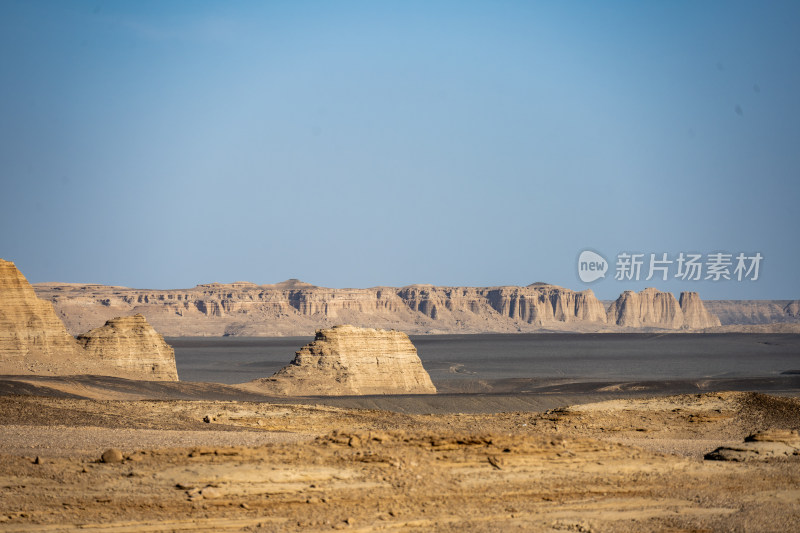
top-left (607, 288), bottom-right (684, 329)
top-left (701, 300), bottom-right (797, 326)
top-left (705, 430), bottom-right (800, 461)
top-left (34, 280), bottom-right (615, 336)
top-left (242, 325), bottom-right (436, 395)
top-left (607, 288), bottom-right (721, 329)
top-left (0, 259), bottom-right (178, 380)
top-left (0, 259), bottom-right (87, 374)
top-left (679, 292), bottom-right (722, 329)
top-left (77, 314), bottom-right (178, 381)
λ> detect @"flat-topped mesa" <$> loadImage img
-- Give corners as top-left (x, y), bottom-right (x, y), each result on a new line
top-left (607, 288), bottom-right (721, 330)
top-left (243, 325), bottom-right (436, 396)
top-left (607, 288), bottom-right (684, 329)
top-left (485, 285), bottom-right (607, 324)
top-left (398, 284), bottom-right (607, 325)
top-left (0, 259), bottom-right (86, 372)
top-left (76, 314), bottom-right (178, 381)
top-left (35, 279), bottom-right (614, 336)
top-left (679, 291), bottom-right (721, 329)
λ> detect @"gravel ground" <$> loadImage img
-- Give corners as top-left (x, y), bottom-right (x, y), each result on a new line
top-left (0, 425), bottom-right (312, 458)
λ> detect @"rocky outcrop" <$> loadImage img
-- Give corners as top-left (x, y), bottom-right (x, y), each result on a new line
top-left (1, 259), bottom-right (178, 380)
top-left (31, 272), bottom-right (727, 335)
top-left (703, 300), bottom-right (800, 326)
top-left (705, 430), bottom-right (800, 461)
top-left (607, 288), bottom-right (721, 330)
top-left (786, 301), bottom-right (800, 319)
top-left (76, 314), bottom-right (178, 381)
top-left (35, 280), bottom-right (613, 336)
top-left (0, 259), bottom-right (86, 374)
top-left (487, 285), bottom-right (606, 324)
top-left (607, 288), bottom-right (684, 329)
top-left (396, 284), bottom-right (606, 325)
top-left (679, 292), bottom-right (721, 328)
top-left (242, 325), bottom-right (436, 395)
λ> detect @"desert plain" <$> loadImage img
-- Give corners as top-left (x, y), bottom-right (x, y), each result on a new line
top-left (1, 380), bottom-right (800, 532)
top-left (2, 259), bottom-right (800, 531)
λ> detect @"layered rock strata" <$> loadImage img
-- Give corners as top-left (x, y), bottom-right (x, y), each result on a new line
top-left (705, 430), bottom-right (800, 461)
top-left (0, 259), bottom-right (86, 373)
top-left (607, 288), bottom-right (721, 329)
top-left (242, 325), bottom-right (436, 396)
top-left (702, 300), bottom-right (797, 325)
top-left (76, 314), bottom-right (178, 381)
top-left (1, 259), bottom-right (177, 380)
top-left (679, 292), bottom-right (722, 329)
top-left (34, 281), bottom-right (628, 336)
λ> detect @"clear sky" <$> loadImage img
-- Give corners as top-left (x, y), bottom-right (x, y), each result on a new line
top-left (1, 1), bottom-right (798, 299)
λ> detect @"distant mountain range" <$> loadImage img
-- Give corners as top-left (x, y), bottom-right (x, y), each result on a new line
top-left (32, 279), bottom-right (800, 337)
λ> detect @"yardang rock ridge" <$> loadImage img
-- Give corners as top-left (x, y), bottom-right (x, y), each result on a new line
top-left (0, 259), bottom-right (177, 380)
top-left (77, 314), bottom-right (178, 381)
top-left (34, 280), bottom-right (724, 336)
top-left (239, 325), bottom-right (437, 396)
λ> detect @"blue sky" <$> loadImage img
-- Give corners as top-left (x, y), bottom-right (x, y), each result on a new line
top-left (1, 1), bottom-right (798, 299)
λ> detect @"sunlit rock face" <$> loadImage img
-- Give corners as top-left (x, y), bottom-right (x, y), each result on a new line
top-left (607, 288), bottom-right (720, 329)
top-left (0, 259), bottom-right (86, 374)
top-left (679, 292), bottom-right (721, 329)
top-left (34, 281), bottom-right (612, 336)
top-left (1, 258), bottom-right (178, 380)
top-left (243, 325), bottom-right (437, 396)
top-left (76, 314), bottom-right (178, 381)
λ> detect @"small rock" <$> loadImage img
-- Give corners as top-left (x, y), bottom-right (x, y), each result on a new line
top-left (203, 415), bottom-right (213, 423)
top-left (101, 449), bottom-right (124, 464)
top-left (201, 486), bottom-right (222, 499)
top-left (33, 456), bottom-right (41, 465)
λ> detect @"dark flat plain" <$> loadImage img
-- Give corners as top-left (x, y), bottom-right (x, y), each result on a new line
top-left (1, 334), bottom-right (798, 414)
top-left (169, 333), bottom-right (800, 384)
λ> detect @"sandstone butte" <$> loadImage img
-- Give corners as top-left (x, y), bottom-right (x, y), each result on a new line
top-left (239, 325), bottom-right (437, 396)
top-left (607, 288), bottom-right (721, 329)
top-left (0, 259), bottom-right (177, 380)
top-left (77, 314), bottom-right (178, 381)
top-left (32, 279), bottom-right (737, 337)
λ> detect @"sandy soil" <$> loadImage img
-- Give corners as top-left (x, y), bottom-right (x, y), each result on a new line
top-left (1, 388), bottom-right (799, 532)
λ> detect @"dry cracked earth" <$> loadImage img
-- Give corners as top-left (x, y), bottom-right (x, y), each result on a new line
top-left (0, 391), bottom-right (799, 532)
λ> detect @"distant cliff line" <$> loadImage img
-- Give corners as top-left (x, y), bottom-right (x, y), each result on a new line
top-left (31, 279), bottom-right (797, 337)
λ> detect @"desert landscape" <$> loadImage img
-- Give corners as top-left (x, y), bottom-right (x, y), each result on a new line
top-left (1, 390), bottom-right (800, 532)
top-left (2, 257), bottom-right (800, 531)
top-left (4, 2), bottom-right (799, 531)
